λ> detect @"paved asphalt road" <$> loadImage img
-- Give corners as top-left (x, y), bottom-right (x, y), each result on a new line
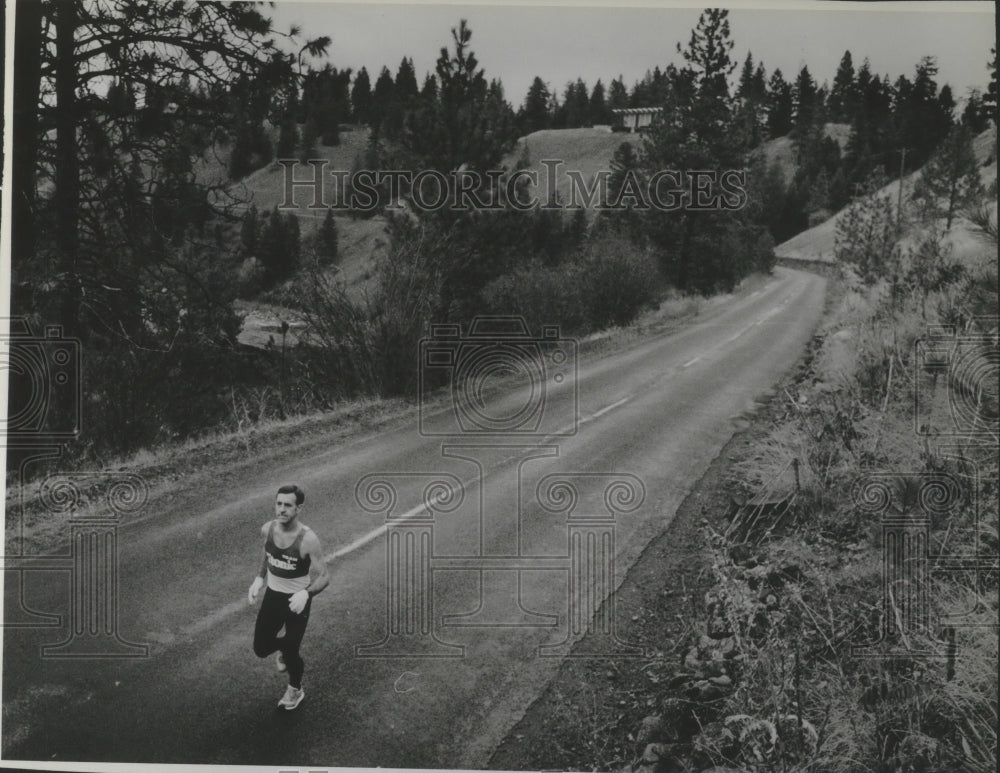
top-left (2, 267), bottom-right (826, 768)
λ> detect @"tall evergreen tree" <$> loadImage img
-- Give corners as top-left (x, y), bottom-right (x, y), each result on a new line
top-left (736, 52), bottom-right (756, 101)
top-left (400, 20), bottom-right (516, 173)
top-left (589, 79), bottom-right (612, 125)
top-left (351, 66), bottom-right (373, 124)
top-left (395, 57), bottom-right (419, 99)
top-left (792, 65), bottom-right (818, 138)
top-left (371, 66), bottom-right (395, 130)
top-left (644, 8), bottom-right (758, 294)
top-left (421, 73), bottom-right (439, 103)
top-left (11, 1), bottom-right (329, 450)
top-left (315, 208), bottom-right (339, 264)
top-left (961, 89), bottom-right (991, 134)
top-left (911, 125), bottom-right (985, 230)
top-left (608, 76), bottom-right (629, 110)
top-left (828, 50), bottom-right (856, 122)
top-left (894, 57), bottom-right (953, 171)
top-left (735, 52), bottom-right (767, 147)
top-left (554, 79), bottom-right (590, 128)
top-left (767, 69), bottom-right (794, 137)
top-left (679, 7), bottom-right (736, 101)
top-left (520, 76), bottom-right (552, 134)
top-left (258, 207), bottom-right (302, 286)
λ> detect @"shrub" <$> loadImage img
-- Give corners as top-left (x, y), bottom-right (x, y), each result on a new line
top-left (579, 234), bottom-right (660, 328)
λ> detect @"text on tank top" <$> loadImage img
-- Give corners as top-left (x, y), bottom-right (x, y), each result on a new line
top-left (265, 522), bottom-right (312, 593)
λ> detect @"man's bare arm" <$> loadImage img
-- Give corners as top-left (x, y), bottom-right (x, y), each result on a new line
top-left (303, 531), bottom-right (330, 597)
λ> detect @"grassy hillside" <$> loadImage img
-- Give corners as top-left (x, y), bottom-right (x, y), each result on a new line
top-left (506, 127), bottom-right (630, 209)
top-left (209, 125), bottom-right (390, 301)
top-left (775, 126), bottom-right (998, 264)
top-left (757, 122), bottom-right (851, 184)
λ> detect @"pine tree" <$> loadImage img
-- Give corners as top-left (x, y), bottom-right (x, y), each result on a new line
top-left (679, 8), bottom-right (736, 100)
top-left (521, 76), bottom-right (552, 134)
top-left (608, 77), bottom-right (629, 110)
top-left (371, 66), bottom-right (395, 130)
top-left (828, 51), bottom-right (856, 122)
top-left (395, 57), bottom-right (419, 100)
top-left (736, 52), bottom-right (755, 101)
top-left (792, 65), bottom-right (818, 139)
top-left (258, 208), bottom-right (302, 286)
top-left (589, 80), bottom-right (611, 125)
top-left (895, 57), bottom-right (953, 171)
top-left (351, 66), bottom-right (373, 124)
top-left (911, 125), bottom-right (985, 230)
top-left (400, 19), bottom-right (516, 173)
top-left (961, 89), bottom-right (991, 134)
top-left (316, 65), bottom-right (343, 146)
top-left (316, 208), bottom-right (339, 264)
top-left (421, 73), bottom-right (438, 103)
top-left (608, 141), bottom-right (643, 204)
top-left (735, 52), bottom-right (766, 147)
top-left (835, 168), bottom-right (898, 283)
top-left (767, 69), bottom-right (794, 137)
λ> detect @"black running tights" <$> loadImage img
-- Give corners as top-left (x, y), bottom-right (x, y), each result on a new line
top-left (253, 587), bottom-right (311, 689)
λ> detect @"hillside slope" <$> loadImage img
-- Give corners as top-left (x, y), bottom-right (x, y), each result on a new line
top-left (775, 126), bottom-right (997, 265)
top-left (506, 127), bottom-right (629, 207)
top-left (757, 122), bottom-right (851, 184)
top-left (214, 126), bottom-right (390, 299)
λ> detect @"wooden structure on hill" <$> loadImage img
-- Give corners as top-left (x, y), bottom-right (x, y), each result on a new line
top-left (612, 107), bottom-right (663, 132)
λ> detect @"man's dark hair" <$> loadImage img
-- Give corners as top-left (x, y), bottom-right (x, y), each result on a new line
top-left (277, 484), bottom-right (305, 505)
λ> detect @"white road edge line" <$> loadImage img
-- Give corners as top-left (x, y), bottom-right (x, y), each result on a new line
top-left (324, 395), bottom-right (632, 563)
top-left (592, 397), bottom-right (630, 418)
top-left (324, 487), bottom-right (452, 562)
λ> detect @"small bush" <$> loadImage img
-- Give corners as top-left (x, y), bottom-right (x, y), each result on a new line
top-left (481, 233), bottom-right (661, 335)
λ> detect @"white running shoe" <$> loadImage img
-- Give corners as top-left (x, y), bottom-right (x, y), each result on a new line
top-left (278, 685), bottom-right (304, 710)
top-left (276, 652), bottom-right (286, 672)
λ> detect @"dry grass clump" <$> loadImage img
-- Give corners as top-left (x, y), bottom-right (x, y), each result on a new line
top-left (697, 248), bottom-right (998, 771)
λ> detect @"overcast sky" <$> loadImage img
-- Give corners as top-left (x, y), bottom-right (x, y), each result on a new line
top-left (267, 1), bottom-right (996, 108)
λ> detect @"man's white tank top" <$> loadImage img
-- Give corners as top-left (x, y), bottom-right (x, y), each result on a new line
top-left (265, 522), bottom-right (311, 593)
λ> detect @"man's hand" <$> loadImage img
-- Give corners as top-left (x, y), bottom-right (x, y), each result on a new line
top-left (289, 589), bottom-right (309, 614)
top-left (248, 576), bottom-right (264, 604)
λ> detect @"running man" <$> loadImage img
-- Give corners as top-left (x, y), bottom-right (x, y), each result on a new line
top-left (248, 484), bottom-right (330, 710)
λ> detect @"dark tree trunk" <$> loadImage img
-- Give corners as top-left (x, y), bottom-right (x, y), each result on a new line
top-left (54, 0), bottom-right (81, 338)
top-left (11, 0), bottom-right (44, 311)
